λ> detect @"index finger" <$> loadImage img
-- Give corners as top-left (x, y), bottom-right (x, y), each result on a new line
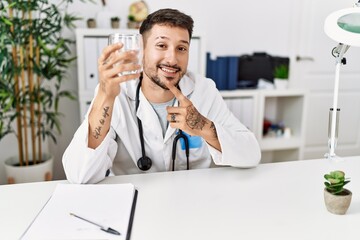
top-left (165, 80), bottom-right (191, 106)
top-left (98, 42), bottom-right (123, 65)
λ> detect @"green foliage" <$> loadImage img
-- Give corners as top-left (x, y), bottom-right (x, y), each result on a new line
top-left (128, 14), bottom-right (135, 22)
top-left (324, 170), bottom-right (351, 195)
top-left (273, 64), bottom-right (289, 80)
top-left (111, 17), bottom-right (120, 21)
top-left (0, 0), bottom-right (91, 164)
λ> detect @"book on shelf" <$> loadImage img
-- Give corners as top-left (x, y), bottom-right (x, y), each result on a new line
top-left (206, 53), bottom-right (239, 90)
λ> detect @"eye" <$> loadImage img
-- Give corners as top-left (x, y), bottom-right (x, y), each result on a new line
top-left (178, 46), bottom-right (188, 52)
top-left (156, 43), bottom-right (167, 49)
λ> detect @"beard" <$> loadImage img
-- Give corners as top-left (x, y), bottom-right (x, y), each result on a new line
top-left (143, 63), bottom-right (186, 90)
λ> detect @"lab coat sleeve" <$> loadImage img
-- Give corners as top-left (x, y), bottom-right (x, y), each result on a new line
top-left (204, 82), bottom-right (261, 168)
top-left (62, 117), bottom-right (118, 184)
top-left (208, 121), bottom-right (261, 168)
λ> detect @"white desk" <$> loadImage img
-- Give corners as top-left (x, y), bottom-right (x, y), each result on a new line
top-left (1, 157), bottom-right (360, 240)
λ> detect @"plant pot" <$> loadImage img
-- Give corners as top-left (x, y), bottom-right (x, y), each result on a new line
top-left (324, 188), bottom-right (352, 215)
top-left (4, 154), bottom-right (53, 184)
top-left (127, 21), bottom-right (141, 29)
top-left (111, 20), bottom-right (120, 29)
top-left (87, 19), bottom-right (96, 28)
top-left (274, 78), bottom-right (288, 90)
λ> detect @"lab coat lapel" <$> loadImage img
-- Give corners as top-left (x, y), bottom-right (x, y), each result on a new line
top-left (136, 89), bottom-right (163, 137)
top-left (124, 79), bottom-right (162, 135)
top-left (178, 73), bottom-right (194, 98)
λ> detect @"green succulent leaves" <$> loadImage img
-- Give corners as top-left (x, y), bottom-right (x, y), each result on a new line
top-left (324, 170), bottom-right (350, 195)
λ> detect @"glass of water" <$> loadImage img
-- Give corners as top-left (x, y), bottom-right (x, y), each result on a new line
top-left (108, 33), bottom-right (143, 75)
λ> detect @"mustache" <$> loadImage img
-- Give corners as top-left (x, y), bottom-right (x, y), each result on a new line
top-left (157, 63), bottom-right (181, 72)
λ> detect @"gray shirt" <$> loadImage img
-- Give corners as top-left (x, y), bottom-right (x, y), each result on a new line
top-left (150, 98), bottom-right (175, 137)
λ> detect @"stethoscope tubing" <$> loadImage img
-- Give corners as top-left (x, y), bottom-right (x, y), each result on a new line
top-left (172, 130), bottom-right (190, 171)
top-left (135, 78), bottom-right (190, 171)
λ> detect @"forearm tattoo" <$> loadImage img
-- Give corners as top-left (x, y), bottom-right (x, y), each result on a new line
top-left (186, 105), bottom-right (207, 130)
top-left (210, 122), bottom-right (218, 138)
top-left (92, 106), bottom-right (110, 139)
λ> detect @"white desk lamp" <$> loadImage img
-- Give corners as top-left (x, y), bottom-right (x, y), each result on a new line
top-left (324, 2), bottom-right (360, 160)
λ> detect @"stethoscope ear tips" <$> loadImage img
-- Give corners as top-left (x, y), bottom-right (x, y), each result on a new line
top-left (137, 156), bottom-right (152, 171)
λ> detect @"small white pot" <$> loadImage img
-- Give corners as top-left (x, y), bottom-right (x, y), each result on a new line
top-left (274, 78), bottom-right (289, 90)
top-left (4, 154), bottom-right (53, 184)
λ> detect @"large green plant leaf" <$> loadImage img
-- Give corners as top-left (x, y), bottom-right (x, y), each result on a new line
top-left (0, 0), bottom-right (93, 164)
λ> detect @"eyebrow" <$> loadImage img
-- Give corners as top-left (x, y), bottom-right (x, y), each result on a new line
top-left (155, 36), bottom-right (189, 45)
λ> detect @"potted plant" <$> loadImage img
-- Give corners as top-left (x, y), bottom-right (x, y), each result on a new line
top-left (87, 18), bottom-right (97, 28)
top-left (0, 0), bottom-right (89, 183)
top-left (323, 170), bottom-right (352, 215)
top-left (110, 17), bottom-right (120, 29)
top-left (273, 64), bottom-right (289, 89)
top-left (127, 14), bottom-right (141, 29)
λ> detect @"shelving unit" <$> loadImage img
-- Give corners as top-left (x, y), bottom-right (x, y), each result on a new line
top-left (221, 89), bottom-right (308, 163)
top-left (221, 89), bottom-right (258, 135)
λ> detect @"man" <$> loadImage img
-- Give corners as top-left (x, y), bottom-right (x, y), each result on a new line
top-left (63, 8), bottom-right (261, 184)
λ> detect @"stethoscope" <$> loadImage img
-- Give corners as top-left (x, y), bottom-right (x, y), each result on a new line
top-left (135, 78), bottom-right (189, 171)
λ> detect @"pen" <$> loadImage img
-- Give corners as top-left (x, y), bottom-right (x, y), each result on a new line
top-left (70, 212), bottom-right (121, 236)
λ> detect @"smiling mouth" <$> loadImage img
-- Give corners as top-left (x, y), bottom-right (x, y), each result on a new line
top-left (158, 64), bottom-right (180, 75)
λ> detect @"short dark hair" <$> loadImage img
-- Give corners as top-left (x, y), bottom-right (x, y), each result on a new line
top-left (140, 8), bottom-right (194, 40)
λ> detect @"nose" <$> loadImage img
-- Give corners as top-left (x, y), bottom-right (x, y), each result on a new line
top-left (164, 47), bottom-right (178, 66)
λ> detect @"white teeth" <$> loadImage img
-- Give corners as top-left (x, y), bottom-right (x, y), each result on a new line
top-left (161, 67), bottom-right (176, 73)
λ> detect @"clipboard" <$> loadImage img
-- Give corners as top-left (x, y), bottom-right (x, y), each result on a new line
top-left (126, 189), bottom-right (138, 240)
top-left (21, 183), bottom-right (138, 240)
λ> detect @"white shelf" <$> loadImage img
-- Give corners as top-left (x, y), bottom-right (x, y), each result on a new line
top-left (259, 89), bottom-right (308, 97)
top-left (220, 89), bottom-right (258, 98)
top-left (260, 136), bottom-right (302, 151)
top-left (221, 89), bottom-right (308, 162)
top-left (76, 28), bottom-right (139, 37)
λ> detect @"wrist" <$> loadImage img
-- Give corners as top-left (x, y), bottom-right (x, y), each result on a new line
top-left (201, 120), bottom-right (218, 140)
top-left (92, 91), bottom-right (116, 111)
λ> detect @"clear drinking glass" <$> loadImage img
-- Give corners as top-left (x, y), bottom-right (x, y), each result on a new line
top-left (108, 33), bottom-right (143, 76)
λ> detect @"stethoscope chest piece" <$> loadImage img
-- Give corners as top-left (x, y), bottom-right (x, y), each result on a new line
top-left (137, 156), bottom-right (152, 171)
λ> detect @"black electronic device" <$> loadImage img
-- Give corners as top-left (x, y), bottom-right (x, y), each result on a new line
top-left (237, 52), bottom-right (289, 89)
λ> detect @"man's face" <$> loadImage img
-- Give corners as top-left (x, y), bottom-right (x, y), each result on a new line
top-left (142, 24), bottom-right (190, 90)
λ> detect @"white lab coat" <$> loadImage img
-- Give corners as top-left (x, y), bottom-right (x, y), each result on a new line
top-left (63, 72), bottom-right (261, 183)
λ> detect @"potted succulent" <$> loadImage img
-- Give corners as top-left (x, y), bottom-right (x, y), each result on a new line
top-left (323, 170), bottom-right (352, 215)
top-left (0, 0), bottom-right (89, 183)
top-left (273, 64), bottom-right (289, 89)
top-left (127, 14), bottom-right (141, 29)
top-left (87, 18), bottom-right (97, 28)
top-left (110, 17), bottom-right (120, 29)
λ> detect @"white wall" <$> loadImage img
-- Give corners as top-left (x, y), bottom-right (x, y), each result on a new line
top-left (71, 0), bottom-right (295, 56)
top-left (0, 0), bottom-right (356, 184)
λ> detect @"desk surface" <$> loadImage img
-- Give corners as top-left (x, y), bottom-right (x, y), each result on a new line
top-left (1, 156), bottom-right (359, 240)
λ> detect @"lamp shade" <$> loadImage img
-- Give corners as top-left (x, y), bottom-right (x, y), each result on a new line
top-left (324, 7), bottom-right (360, 47)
